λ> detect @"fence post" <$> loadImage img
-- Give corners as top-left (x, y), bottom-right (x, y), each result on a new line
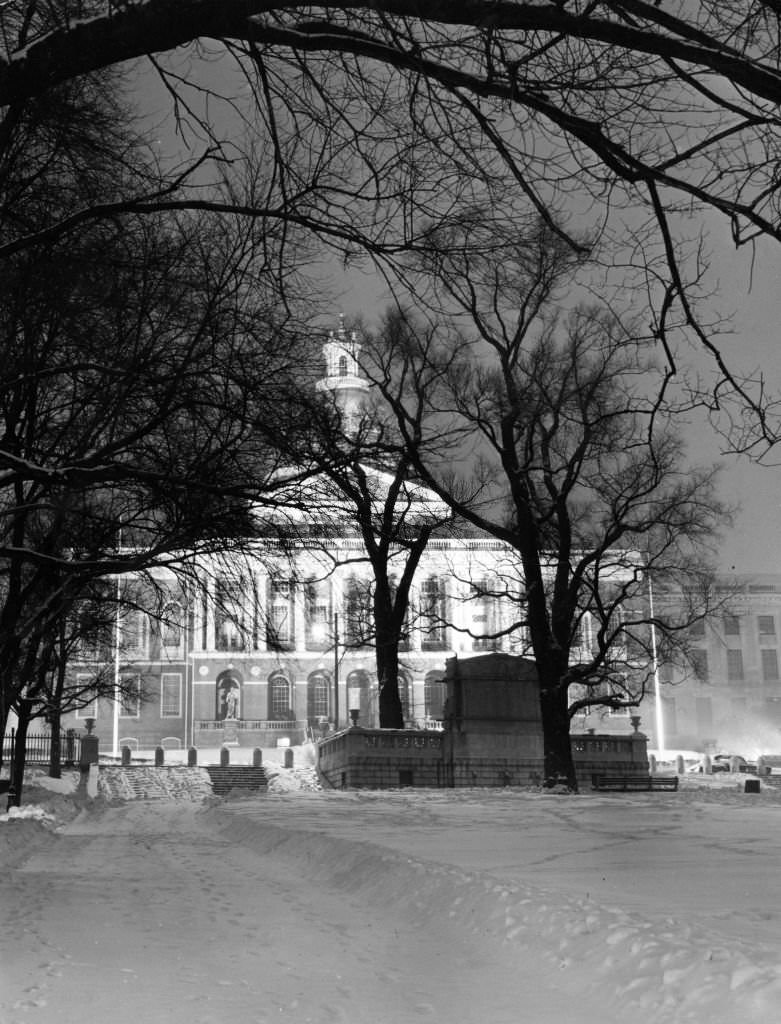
top-left (220, 746), bottom-right (230, 767)
top-left (187, 746), bottom-right (198, 767)
top-left (155, 746), bottom-right (164, 767)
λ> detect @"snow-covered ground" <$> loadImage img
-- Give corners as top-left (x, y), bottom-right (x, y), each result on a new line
top-left (2, 764), bottom-right (781, 1023)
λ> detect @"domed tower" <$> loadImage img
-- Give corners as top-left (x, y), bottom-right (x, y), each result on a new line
top-left (315, 315), bottom-right (370, 432)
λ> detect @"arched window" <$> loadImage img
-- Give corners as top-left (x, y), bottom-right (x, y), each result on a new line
top-left (398, 669), bottom-right (412, 722)
top-left (346, 668), bottom-right (373, 724)
top-left (424, 671), bottom-right (446, 721)
top-left (572, 611), bottom-right (592, 656)
top-left (268, 671), bottom-right (293, 721)
top-left (338, 354), bottom-right (348, 376)
top-left (307, 670), bottom-right (331, 725)
top-left (161, 601), bottom-right (184, 656)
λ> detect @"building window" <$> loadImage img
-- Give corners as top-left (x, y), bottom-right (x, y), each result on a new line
top-left (119, 674), bottom-right (141, 718)
top-left (759, 615), bottom-right (776, 638)
top-left (267, 579), bottom-right (295, 650)
top-left (690, 649), bottom-right (709, 681)
top-left (420, 577), bottom-right (448, 651)
top-left (305, 579), bottom-right (332, 651)
top-left (346, 669), bottom-right (372, 722)
top-left (399, 669), bottom-right (412, 721)
top-left (606, 675), bottom-right (631, 716)
top-left (662, 695), bottom-right (677, 737)
top-left (307, 670), bottom-right (330, 725)
top-left (161, 602), bottom-right (184, 657)
top-left (572, 612), bottom-right (593, 657)
top-left (75, 675), bottom-right (98, 719)
top-left (344, 577), bottom-right (372, 648)
top-left (696, 696), bottom-right (713, 730)
top-left (388, 575), bottom-right (410, 651)
top-left (727, 649), bottom-right (744, 681)
top-left (268, 671), bottom-right (293, 720)
top-left (76, 602), bottom-right (111, 661)
top-left (215, 578), bottom-right (247, 651)
top-left (470, 581), bottom-right (500, 651)
top-left (161, 673), bottom-right (182, 717)
top-left (121, 608), bottom-right (149, 659)
top-left (723, 615), bottom-right (741, 637)
top-left (762, 649), bottom-right (780, 682)
top-left (424, 671), bottom-right (446, 720)
top-left (338, 354), bottom-right (348, 376)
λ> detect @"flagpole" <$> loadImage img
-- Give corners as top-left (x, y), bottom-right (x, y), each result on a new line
top-left (112, 525), bottom-right (122, 758)
top-left (648, 570), bottom-right (665, 754)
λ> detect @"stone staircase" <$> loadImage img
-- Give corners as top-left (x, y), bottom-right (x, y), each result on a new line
top-left (205, 765), bottom-right (268, 796)
top-left (99, 766), bottom-right (214, 802)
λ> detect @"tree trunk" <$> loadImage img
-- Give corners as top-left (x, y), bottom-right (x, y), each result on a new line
top-left (10, 699), bottom-right (33, 807)
top-left (0, 687), bottom-right (8, 771)
top-left (538, 680), bottom-right (578, 791)
top-left (372, 581), bottom-right (405, 729)
top-left (47, 630), bottom-right (68, 778)
top-left (376, 643), bottom-right (404, 728)
top-left (375, 621), bottom-right (403, 729)
top-left (48, 708), bottom-right (62, 779)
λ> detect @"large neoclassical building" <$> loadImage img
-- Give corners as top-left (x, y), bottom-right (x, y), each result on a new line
top-left (62, 321), bottom-right (544, 751)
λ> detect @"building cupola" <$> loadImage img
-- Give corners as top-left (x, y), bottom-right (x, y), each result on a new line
top-left (316, 314), bottom-right (370, 430)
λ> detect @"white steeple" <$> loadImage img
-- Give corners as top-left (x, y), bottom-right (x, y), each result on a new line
top-left (316, 314), bottom-right (370, 430)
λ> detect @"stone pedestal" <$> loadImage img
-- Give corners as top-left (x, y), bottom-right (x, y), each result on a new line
top-left (222, 720), bottom-right (239, 747)
top-left (79, 733), bottom-right (99, 769)
top-left (442, 654), bottom-right (544, 786)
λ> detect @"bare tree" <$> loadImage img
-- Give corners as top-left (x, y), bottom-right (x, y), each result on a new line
top-left (0, 86), bottom-right (321, 797)
top-left (0, 4), bottom-right (778, 448)
top-left (262, 319), bottom-right (452, 729)
top-left (371, 246), bottom-right (729, 789)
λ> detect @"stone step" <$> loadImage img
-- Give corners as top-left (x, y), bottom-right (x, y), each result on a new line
top-left (98, 766), bottom-right (214, 802)
top-left (205, 766), bottom-right (268, 796)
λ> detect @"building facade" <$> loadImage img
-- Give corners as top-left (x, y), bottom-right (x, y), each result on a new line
top-left (568, 574), bottom-right (781, 757)
top-left (61, 318), bottom-right (543, 750)
top-left (62, 534), bottom-right (547, 751)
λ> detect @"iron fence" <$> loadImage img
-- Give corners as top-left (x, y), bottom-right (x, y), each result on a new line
top-left (2, 729), bottom-right (82, 766)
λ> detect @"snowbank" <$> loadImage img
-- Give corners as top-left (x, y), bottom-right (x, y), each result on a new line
top-left (4, 768), bottom-right (781, 1021)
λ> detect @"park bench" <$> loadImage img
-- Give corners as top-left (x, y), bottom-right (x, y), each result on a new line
top-left (592, 774), bottom-right (679, 792)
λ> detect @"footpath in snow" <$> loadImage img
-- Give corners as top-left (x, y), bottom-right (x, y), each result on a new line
top-left (2, 766), bottom-right (781, 1023)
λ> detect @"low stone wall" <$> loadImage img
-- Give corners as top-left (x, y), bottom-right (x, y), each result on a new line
top-left (571, 733), bottom-right (649, 786)
top-left (318, 728), bottom-right (445, 789)
top-left (195, 725), bottom-right (306, 748)
top-left (318, 727), bottom-right (648, 790)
